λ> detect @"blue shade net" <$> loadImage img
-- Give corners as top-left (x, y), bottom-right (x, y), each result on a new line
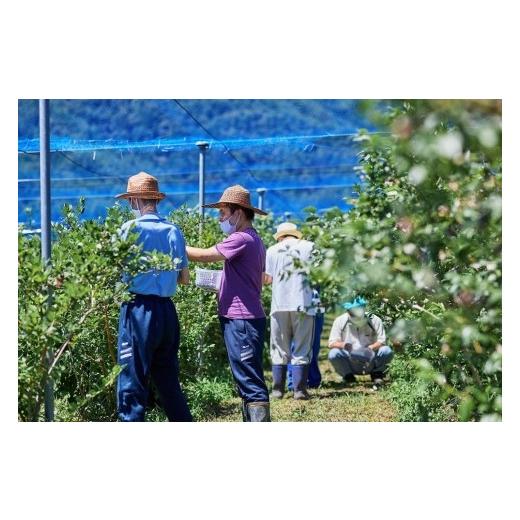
top-left (18, 100), bottom-right (379, 228)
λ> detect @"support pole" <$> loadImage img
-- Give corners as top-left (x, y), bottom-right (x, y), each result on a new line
top-left (256, 188), bottom-right (266, 212)
top-left (195, 141), bottom-right (209, 371)
top-left (39, 99), bottom-right (54, 422)
top-left (196, 141), bottom-right (209, 241)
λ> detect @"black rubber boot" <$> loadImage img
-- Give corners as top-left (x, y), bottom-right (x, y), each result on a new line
top-left (371, 371), bottom-right (385, 389)
top-left (241, 399), bottom-right (250, 422)
top-left (343, 373), bottom-right (356, 384)
top-left (247, 401), bottom-right (271, 422)
top-left (293, 364), bottom-right (310, 400)
top-left (271, 365), bottom-right (287, 399)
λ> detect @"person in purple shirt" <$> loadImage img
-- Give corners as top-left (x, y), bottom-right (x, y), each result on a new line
top-left (186, 185), bottom-right (270, 422)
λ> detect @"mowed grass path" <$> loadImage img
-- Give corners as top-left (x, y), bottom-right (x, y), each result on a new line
top-left (209, 319), bottom-right (397, 422)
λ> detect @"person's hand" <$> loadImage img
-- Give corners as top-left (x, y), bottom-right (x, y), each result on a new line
top-left (368, 343), bottom-right (379, 352)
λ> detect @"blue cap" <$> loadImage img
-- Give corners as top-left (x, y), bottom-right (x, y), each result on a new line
top-left (342, 296), bottom-right (367, 310)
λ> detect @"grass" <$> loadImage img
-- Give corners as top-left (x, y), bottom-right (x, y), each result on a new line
top-left (204, 322), bottom-right (397, 422)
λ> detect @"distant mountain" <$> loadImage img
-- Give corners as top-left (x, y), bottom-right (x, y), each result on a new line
top-left (18, 99), bottom-right (375, 226)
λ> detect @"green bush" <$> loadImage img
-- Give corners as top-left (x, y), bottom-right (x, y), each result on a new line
top-left (184, 377), bottom-right (235, 421)
top-left (18, 202), bottom-right (143, 421)
top-left (323, 100), bottom-right (502, 421)
top-left (388, 352), bottom-right (455, 422)
top-left (18, 202), bottom-right (235, 421)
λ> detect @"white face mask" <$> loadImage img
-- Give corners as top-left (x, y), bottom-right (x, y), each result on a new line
top-left (351, 317), bottom-right (366, 327)
top-left (220, 212), bottom-right (240, 235)
top-left (349, 308), bottom-right (366, 327)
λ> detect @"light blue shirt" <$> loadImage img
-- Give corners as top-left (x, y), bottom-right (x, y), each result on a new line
top-left (120, 213), bottom-right (188, 297)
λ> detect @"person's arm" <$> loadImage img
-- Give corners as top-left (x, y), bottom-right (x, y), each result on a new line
top-left (328, 317), bottom-right (352, 350)
top-left (329, 340), bottom-right (352, 351)
top-left (367, 316), bottom-right (386, 351)
top-left (186, 245), bottom-right (226, 263)
top-left (264, 248), bottom-right (273, 285)
top-left (178, 267), bottom-right (189, 285)
top-left (172, 228), bottom-right (190, 283)
top-left (367, 340), bottom-right (383, 351)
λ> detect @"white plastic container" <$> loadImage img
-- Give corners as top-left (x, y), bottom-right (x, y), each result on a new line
top-left (195, 268), bottom-right (223, 293)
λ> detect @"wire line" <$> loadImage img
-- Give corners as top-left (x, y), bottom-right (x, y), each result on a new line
top-left (172, 99), bottom-right (262, 184)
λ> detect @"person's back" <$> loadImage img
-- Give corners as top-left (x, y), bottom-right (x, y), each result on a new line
top-left (115, 172), bottom-right (192, 422)
top-left (266, 237), bottom-right (315, 315)
top-left (265, 223), bottom-right (316, 400)
top-left (121, 213), bottom-right (187, 297)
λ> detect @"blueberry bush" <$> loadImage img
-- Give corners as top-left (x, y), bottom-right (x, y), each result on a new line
top-left (318, 100), bottom-right (502, 421)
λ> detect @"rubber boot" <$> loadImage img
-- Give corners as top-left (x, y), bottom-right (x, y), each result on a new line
top-left (241, 399), bottom-right (250, 422)
top-left (247, 401), bottom-right (271, 422)
top-left (271, 365), bottom-right (287, 399)
top-left (293, 364), bottom-right (310, 400)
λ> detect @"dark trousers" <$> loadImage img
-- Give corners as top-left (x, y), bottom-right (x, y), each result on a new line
top-left (117, 294), bottom-right (192, 422)
top-left (219, 317), bottom-right (269, 403)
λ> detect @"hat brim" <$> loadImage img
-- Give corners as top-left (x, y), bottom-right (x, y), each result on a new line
top-left (115, 192), bottom-right (166, 200)
top-left (202, 201), bottom-right (268, 216)
top-left (274, 230), bottom-right (303, 240)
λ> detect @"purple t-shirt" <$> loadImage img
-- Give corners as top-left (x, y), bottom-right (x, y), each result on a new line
top-left (215, 228), bottom-right (266, 319)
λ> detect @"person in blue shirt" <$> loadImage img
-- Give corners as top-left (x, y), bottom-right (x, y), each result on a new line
top-left (115, 172), bottom-right (192, 421)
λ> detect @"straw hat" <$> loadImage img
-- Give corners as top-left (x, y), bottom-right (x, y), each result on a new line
top-left (202, 185), bottom-right (267, 215)
top-left (115, 172), bottom-right (166, 200)
top-left (273, 222), bottom-right (303, 241)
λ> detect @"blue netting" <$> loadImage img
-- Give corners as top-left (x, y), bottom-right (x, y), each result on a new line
top-left (18, 100), bottom-right (380, 227)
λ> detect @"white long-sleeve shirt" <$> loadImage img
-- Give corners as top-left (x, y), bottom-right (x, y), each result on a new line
top-left (265, 238), bottom-right (315, 315)
top-left (328, 312), bottom-right (386, 350)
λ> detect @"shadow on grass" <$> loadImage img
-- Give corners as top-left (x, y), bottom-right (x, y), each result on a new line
top-left (200, 400), bottom-right (242, 422)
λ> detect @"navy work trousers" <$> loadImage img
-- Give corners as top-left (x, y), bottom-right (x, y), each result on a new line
top-left (117, 294), bottom-right (192, 422)
top-left (219, 317), bottom-right (269, 403)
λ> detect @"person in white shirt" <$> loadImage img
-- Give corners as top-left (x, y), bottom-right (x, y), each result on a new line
top-left (264, 222), bottom-right (316, 400)
top-left (328, 296), bottom-right (394, 387)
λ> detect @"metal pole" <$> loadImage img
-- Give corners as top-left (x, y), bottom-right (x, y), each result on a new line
top-left (195, 141), bottom-right (209, 370)
top-left (197, 143), bottom-right (207, 218)
top-left (256, 188), bottom-right (266, 212)
top-left (39, 99), bottom-right (54, 422)
top-left (196, 141), bottom-right (209, 241)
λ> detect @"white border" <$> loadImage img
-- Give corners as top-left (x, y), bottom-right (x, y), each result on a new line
top-left (4, 1), bottom-right (519, 519)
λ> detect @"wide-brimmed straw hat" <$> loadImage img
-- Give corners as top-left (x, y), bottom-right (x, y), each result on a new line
top-left (202, 185), bottom-right (267, 216)
top-left (115, 172), bottom-right (166, 200)
top-left (273, 222), bottom-right (303, 240)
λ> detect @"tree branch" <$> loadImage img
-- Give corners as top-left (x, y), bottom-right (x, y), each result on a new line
top-left (48, 295), bottom-right (97, 374)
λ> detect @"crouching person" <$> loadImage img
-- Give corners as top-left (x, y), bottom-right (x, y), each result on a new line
top-left (328, 296), bottom-right (394, 387)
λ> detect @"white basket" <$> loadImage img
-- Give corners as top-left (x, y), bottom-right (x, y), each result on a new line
top-left (195, 268), bottom-right (223, 293)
